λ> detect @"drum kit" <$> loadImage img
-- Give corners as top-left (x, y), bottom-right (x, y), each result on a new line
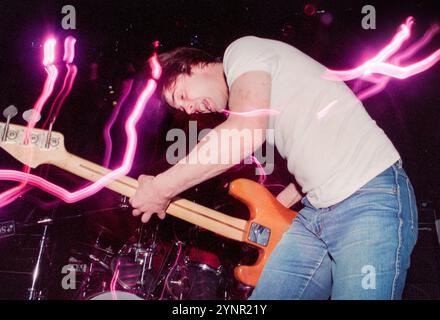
top-left (69, 216), bottom-right (248, 300)
top-left (9, 194), bottom-right (253, 301)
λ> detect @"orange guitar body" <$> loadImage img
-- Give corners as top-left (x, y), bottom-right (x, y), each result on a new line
top-left (229, 179), bottom-right (298, 287)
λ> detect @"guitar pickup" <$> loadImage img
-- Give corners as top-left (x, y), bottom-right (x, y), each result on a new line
top-left (248, 222), bottom-right (270, 247)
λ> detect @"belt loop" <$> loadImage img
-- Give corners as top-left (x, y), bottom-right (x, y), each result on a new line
top-left (397, 159), bottom-right (403, 168)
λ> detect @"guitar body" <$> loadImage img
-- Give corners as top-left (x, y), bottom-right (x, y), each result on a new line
top-left (229, 179), bottom-right (297, 287)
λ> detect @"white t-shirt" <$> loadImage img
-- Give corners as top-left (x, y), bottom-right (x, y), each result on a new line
top-left (223, 36), bottom-right (400, 209)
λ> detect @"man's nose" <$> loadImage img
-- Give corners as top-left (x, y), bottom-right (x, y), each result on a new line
top-left (183, 104), bottom-right (195, 114)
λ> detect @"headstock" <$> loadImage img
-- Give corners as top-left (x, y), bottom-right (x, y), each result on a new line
top-left (0, 122), bottom-right (67, 168)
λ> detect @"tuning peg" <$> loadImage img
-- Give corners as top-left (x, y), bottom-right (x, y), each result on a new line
top-left (2, 105), bottom-right (19, 141)
top-left (21, 109), bottom-right (42, 145)
top-left (3, 105), bottom-right (18, 119)
top-left (22, 109), bottom-right (41, 124)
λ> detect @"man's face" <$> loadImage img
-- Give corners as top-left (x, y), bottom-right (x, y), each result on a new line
top-left (163, 63), bottom-right (228, 115)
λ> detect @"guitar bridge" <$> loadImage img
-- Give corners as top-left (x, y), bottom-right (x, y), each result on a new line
top-left (248, 222), bottom-right (270, 247)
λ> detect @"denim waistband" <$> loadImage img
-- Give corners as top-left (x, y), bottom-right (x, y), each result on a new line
top-left (302, 159), bottom-right (404, 210)
top-left (394, 158), bottom-right (403, 169)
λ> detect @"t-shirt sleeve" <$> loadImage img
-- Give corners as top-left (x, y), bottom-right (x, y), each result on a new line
top-left (223, 36), bottom-right (278, 88)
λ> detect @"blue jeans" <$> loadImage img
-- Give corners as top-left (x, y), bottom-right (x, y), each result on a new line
top-left (250, 160), bottom-right (418, 300)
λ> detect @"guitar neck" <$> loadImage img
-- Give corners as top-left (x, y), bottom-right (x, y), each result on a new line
top-left (53, 152), bottom-right (247, 242)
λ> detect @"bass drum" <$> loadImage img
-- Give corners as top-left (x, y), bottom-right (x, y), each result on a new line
top-left (166, 246), bottom-right (227, 300)
top-left (88, 291), bottom-right (144, 300)
top-left (110, 241), bottom-right (170, 297)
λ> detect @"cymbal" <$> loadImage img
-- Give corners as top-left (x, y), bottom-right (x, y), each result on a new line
top-left (18, 214), bottom-right (83, 228)
top-left (80, 206), bottom-right (130, 215)
top-left (75, 241), bottom-right (115, 255)
top-left (96, 222), bottom-right (118, 234)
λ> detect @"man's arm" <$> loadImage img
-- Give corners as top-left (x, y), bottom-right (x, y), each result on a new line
top-left (156, 70), bottom-right (271, 197)
top-left (130, 71), bottom-right (271, 222)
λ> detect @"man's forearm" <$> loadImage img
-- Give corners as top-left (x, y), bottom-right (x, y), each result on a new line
top-left (155, 160), bottom-right (233, 198)
top-left (155, 117), bottom-right (266, 198)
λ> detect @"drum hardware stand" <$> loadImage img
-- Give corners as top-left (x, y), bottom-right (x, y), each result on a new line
top-left (28, 217), bottom-right (52, 300)
top-left (136, 223), bottom-right (159, 293)
top-left (76, 226), bottom-right (113, 299)
top-left (88, 254), bottom-right (111, 270)
top-left (159, 240), bottom-right (186, 300)
top-left (77, 250), bottom-right (111, 299)
top-left (90, 229), bottom-right (113, 269)
top-left (77, 259), bottom-right (97, 299)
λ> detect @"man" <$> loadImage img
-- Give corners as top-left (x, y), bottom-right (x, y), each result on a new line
top-left (129, 36), bottom-right (418, 299)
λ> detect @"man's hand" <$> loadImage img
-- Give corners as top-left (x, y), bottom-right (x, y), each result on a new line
top-left (129, 175), bottom-right (171, 223)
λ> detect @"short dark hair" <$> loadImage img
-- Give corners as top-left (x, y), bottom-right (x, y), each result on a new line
top-left (156, 47), bottom-right (219, 101)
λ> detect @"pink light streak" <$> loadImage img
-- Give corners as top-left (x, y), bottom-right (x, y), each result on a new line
top-left (250, 155), bottom-right (266, 185)
top-left (356, 23), bottom-right (440, 100)
top-left (152, 40), bottom-right (160, 49)
top-left (356, 79), bottom-right (389, 101)
top-left (63, 36), bottom-right (76, 64)
top-left (27, 65), bottom-right (59, 130)
top-left (355, 51), bottom-right (440, 80)
top-left (264, 183), bottom-right (287, 189)
top-left (149, 52), bottom-right (162, 80)
top-left (103, 43), bottom-right (160, 169)
top-left (102, 79), bottom-right (134, 168)
top-left (0, 54), bottom-right (160, 204)
top-left (43, 37), bottom-right (79, 128)
top-left (48, 64), bottom-right (77, 125)
top-left (110, 261), bottom-right (120, 300)
top-left (0, 38), bottom-right (59, 208)
top-left (30, 38), bottom-right (78, 209)
top-left (323, 17), bottom-right (440, 101)
top-left (0, 37), bottom-right (78, 209)
top-left (324, 17), bottom-right (415, 81)
top-left (367, 17), bottom-right (414, 65)
top-left (5, 37), bottom-right (78, 209)
top-left (0, 80), bottom-right (157, 203)
top-left (43, 49), bottom-right (78, 129)
top-left (317, 100), bottom-right (338, 119)
top-left (223, 109), bottom-right (280, 117)
top-left (391, 23), bottom-right (440, 63)
top-left (43, 38), bottom-right (56, 67)
top-left (2, 81), bottom-right (152, 203)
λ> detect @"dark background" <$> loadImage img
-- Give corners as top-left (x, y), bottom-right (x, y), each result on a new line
top-left (0, 0), bottom-right (439, 203)
top-left (0, 0), bottom-right (439, 299)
